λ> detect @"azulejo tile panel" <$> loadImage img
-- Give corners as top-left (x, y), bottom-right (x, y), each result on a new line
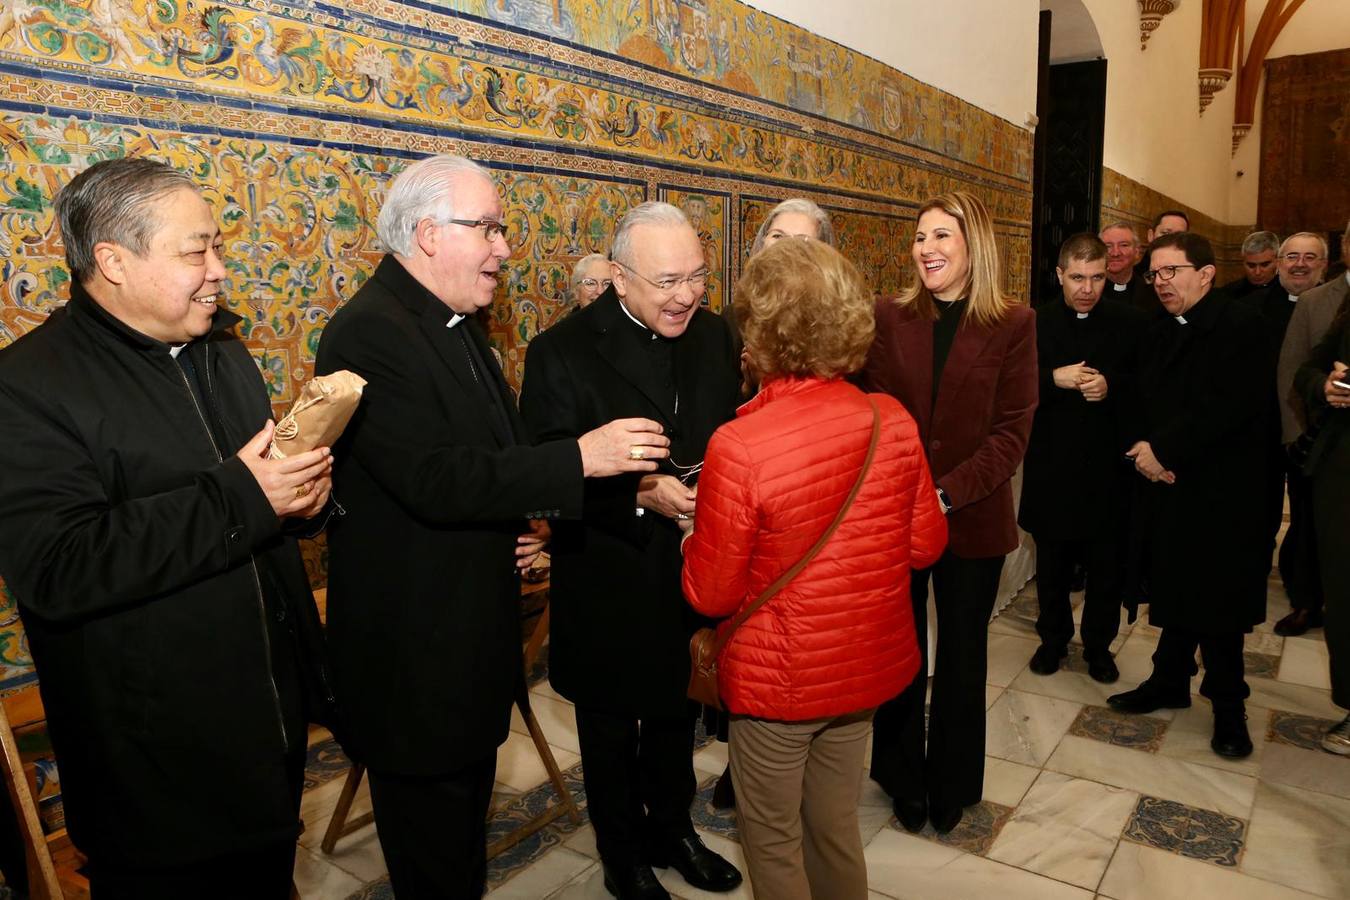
top-left (1122, 795), bottom-right (1246, 868)
top-left (1069, 705), bottom-right (1170, 753)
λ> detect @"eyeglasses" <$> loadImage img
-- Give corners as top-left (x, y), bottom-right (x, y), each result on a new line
top-left (617, 262), bottom-right (709, 295)
top-left (1143, 264), bottom-right (1197, 284)
top-left (446, 218), bottom-right (509, 243)
top-left (1282, 252), bottom-right (1324, 264)
top-left (579, 278), bottom-right (612, 289)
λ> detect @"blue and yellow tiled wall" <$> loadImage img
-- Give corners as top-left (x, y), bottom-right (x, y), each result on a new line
top-left (0, 0), bottom-right (1035, 688)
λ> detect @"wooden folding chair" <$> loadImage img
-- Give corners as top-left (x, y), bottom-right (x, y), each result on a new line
top-left (320, 579), bottom-right (583, 857)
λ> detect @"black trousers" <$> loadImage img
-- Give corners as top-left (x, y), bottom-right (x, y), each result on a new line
top-left (89, 841), bottom-right (297, 900)
top-left (870, 551), bottom-right (1005, 812)
top-left (367, 754), bottom-right (497, 899)
top-left (1314, 466), bottom-right (1350, 709)
top-left (1149, 627), bottom-right (1248, 712)
top-left (1032, 534), bottom-right (1121, 652)
top-left (574, 704), bottom-right (698, 868)
top-left (1280, 463), bottom-right (1323, 612)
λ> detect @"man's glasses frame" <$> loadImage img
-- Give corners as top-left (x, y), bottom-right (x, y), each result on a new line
top-left (1143, 264), bottom-right (1197, 285)
top-left (446, 218), bottom-right (509, 243)
top-left (615, 261), bottom-right (709, 295)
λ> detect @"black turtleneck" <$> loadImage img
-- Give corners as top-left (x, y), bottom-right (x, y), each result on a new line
top-left (933, 298), bottom-right (967, 404)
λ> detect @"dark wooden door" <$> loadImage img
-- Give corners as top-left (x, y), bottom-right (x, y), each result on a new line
top-left (1031, 58), bottom-right (1107, 304)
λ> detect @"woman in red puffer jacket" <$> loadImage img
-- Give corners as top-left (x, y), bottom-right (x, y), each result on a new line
top-left (682, 239), bottom-right (947, 900)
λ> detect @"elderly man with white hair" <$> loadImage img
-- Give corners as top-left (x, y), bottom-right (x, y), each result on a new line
top-left (316, 155), bottom-right (671, 898)
top-left (521, 202), bottom-right (743, 900)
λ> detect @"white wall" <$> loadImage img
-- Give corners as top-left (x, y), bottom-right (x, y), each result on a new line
top-left (1081, 0), bottom-right (1236, 222)
top-left (742, 0), bottom-right (1041, 128)
top-left (1230, 0), bottom-right (1350, 225)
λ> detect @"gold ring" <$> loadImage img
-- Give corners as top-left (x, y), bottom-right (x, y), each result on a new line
top-left (295, 483), bottom-right (311, 498)
top-left (629, 446), bottom-right (645, 460)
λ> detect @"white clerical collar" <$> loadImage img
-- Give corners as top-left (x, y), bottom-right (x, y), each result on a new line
top-left (618, 297), bottom-right (658, 340)
top-left (1287, 293), bottom-right (1298, 304)
top-left (1112, 281), bottom-right (1128, 292)
top-left (1076, 312), bottom-right (1090, 319)
top-left (169, 343), bottom-right (186, 358)
top-left (1174, 315), bottom-right (1188, 325)
top-left (446, 313), bottom-right (467, 329)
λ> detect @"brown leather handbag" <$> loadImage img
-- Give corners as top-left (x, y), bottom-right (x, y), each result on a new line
top-left (688, 399), bottom-right (882, 710)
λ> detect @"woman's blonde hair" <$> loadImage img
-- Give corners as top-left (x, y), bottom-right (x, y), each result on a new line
top-left (896, 190), bottom-right (1016, 329)
top-left (738, 239), bottom-right (875, 380)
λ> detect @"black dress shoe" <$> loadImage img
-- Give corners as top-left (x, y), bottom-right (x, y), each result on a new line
top-left (649, 835), bottom-right (742, 892)
top-left (930, 805), bottom-right (963, 834)
top-left (603, 862), bottom-right (671, 900)
top-left (1083, 647), bottom-right (1120, 684)
top-left (1107, 680), bottom-right (1191, 714)
top-left (893, 797), bottom-right (927, 833)
top-left (1211, 710), bottom-right (1253, 759)
top-left (1273, 608), bottom-right (1323, 637)
top-left (1029, 644), bottom-right (1067, 675)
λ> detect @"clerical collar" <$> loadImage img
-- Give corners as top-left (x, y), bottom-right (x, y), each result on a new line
top-left (1174, 315), bottom-right (1188, 325)
top-left (1076, 312), bottom-right (1090, 319)
top-left (446, 313), bottom-right (467, 329)
top-left (169, 343), bottom-right (187, 358)
top-left (618, 297), bottom-right (658, 341)
top-left (1112, 281), bottom-right (1128, 292)
top-left (1287, 293), bottom-right (1298, 304)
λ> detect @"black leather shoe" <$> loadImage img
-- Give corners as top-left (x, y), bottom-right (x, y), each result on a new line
top-left (1211, 710), bottom-right (1253, 759)
top-left (1083, 648), bottom-right (1120, 684)
top-left (893, 797), bottom-right (927, 833)
top-left (1273, 608), bottom-right (1323, 637)
top-left (649, 835), bottom-right (742, 892)
top-left (1029, 644), bottom-right (1067, 675)
top-left (1107, 680), bottom-right (1191, 714)
top-left (930, 805), bottom-right (963, 834)
top-left (603, 862), bottom-right (671, 900)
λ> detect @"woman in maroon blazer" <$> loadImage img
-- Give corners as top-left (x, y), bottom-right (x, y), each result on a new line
top-left (862, 191), bottom-right (1038, 834)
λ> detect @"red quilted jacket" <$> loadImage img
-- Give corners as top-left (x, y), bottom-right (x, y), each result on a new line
top-left (682, 376), bottom-right (947, 721)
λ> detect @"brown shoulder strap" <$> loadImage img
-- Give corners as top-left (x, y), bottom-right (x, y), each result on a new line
top-left (712, 398), bottom-right (882, 655)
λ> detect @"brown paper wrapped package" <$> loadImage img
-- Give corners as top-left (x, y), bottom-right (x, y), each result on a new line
top-left (268, 370), bottom-right (367, 459)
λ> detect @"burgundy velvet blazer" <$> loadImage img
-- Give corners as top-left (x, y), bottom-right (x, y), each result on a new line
top-left (862, 297), bottom-right (1038, 559)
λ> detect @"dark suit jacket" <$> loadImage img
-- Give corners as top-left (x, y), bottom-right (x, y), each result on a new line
top-left (520, 289), bottom-right (739, 716)
top-left (315, 255), bottom-right (584, 775)
top-left (1018, 297), bottom-right (1147, 539)
top-left (862, 298), bottom-right (1038, 558)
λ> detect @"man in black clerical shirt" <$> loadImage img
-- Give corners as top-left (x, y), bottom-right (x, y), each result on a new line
top-left (1019, 234), bottom-right (1146, 683)
top-left (1219, 230), bottom-right (1280, 300)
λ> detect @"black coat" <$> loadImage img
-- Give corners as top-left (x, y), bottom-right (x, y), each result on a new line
top-left (519, 290), bottom-right (739, 716)
top-left (1130, 290), bottom-right (1273, 633)
top-left (315, 256), bottom-right (583, 775)
top-left (1106, 274), bottom-right (1158, 318)
top-left (1240, 282), bottom-right (1300, 445)
top-left (1018, 297), bottom-right (1147, 538)
top-left (1295, 308), bottom-right (1350, 481)
top-left (0, 287), bottom-right (327, 867)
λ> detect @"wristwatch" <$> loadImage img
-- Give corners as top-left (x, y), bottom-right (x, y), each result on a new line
top-left (936, 486), bottom-right (952, 514)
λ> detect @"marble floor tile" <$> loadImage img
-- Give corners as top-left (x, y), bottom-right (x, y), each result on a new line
top-left (1245, 675), bottom-right (1344, 720)
top-left (561, 824), bottom-right (598, 859)
top-left (293, 844), bottom-right (367, 900)
top-left (987, 771), bottom-right (1137, 888)
top-left (1045, 735), bottom-right (1256, 818)
top-left (510, 691), bottom-right (582, 755)
top-left (529, 680), bottom-right (573, 706)
top-left (863, 828), bottom-right (1094, 899)
top-left (1241, 781), bottom-right (1350, 898)
top-left (1278, 636), bottom-right (1332, 690)
top-left (985, 689), bottom-right (1083, 767)
top-left (298, 772), bottom-right (369, 848)
top-left (982, 756), bottom-right (1040, 808)
top-left (986, 684), bottom-right (1004, 709)
top-left (1243, 630), bottom-right (1285, 656)
top-left (1099, 840), bottom-right (1321, 900)
top-left (1121, 795), bottom-right (1245, 867)
top-left (497, 729), bottom-right (581, 793)
top-left (312, 822), bottom-right (388, 884)
top-left (693, 737), bottom-right (729, 778)
top-left (1155, 705), bottom-right (1270, 777)
top-left (1007, 643), bottom-right (1168, 710)
top-left (986, 633), bottom-right (1041, 687)
top-left (902, 799), bottom-right (1014, 856)
top-left (485, 847), bottom-right (594, 899)
top-left (544, 863), bottom-right (607, 900)
top-left (1258, 740), bottom-right (1350, 800)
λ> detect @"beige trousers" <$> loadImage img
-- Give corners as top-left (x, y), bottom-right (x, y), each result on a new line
top-left (728, 708), bottom-right (874, 900)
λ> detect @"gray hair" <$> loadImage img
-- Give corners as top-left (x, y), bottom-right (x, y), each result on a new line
top-left (377, 155), bottom-right (494, 256)
top-left (610, 202), bottom-right (692, 267)
top-left (55, 157), bottom-right (198, 284)
top-left (1241, 230), bottom-right (1281, 255)
top-left (1280, 231), bottom-right (1329, 259)
top-left (570, 252), bottom-right (610, 290)
top-left (749, 198), bottom-right (836, 256)
top-left (1098, 221), bottom-right (1140, 245)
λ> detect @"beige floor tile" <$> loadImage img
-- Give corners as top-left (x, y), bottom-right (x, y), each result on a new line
top-left (1278, 637), bottom-right (1332, 691)
top-left (1242, 781), bottom-right (1350, 898)
top-left (510, 691), bottom-right (582, 754)
top-left (545, 863), bottom-right (608, 899)
top-left (985, 689), bottom-right (1083, 767)
top-left (497, 729), bottom-right (581, 792)
top-left (693, 738), bottom-right (729, 778)
top-left (863, 828), bottom-right (1094, 899)
top-left (982, 756), bottom-right (1040, 807)
top-left (1045, 735), bottom-right (1256, 818)
top-left (1245, 676), bottom-right (1343, 720)
top-left (1258, 740), bottom-right (1350, 800)
top-left (292, 844), bottom-right (366, 900)
top-left (1244, 631), bottom-right (1285, 657)
top-left (987, 771), bottom-right (1137, 889)
top-left (987, 633), bottom-right (1040, 687)
top-left (312, 821), bottom-right (387, 883)
top-left (530, 680), bottom-right (573, 706)
top-left (986, 684), bottom-right (1004, 709)
top-left (299, 776), bottom-right (373, 852)
top-left (1099, 840), bottom-right (1321, 900)
top-left (486, 847), bottom-right (594, 899)
top-left (561, 823), bottom-right (599, 859)
top-left (1155, 705), bottom-right (1271, 777)
top-left (1007, 643), bottom-right (1170, 711)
